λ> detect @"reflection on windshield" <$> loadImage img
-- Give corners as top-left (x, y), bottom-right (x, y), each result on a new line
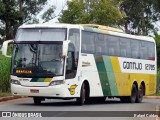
top-left (16, 28), bottom-right (66, 41)
top-left (12, 43), bottom-right (64, 77)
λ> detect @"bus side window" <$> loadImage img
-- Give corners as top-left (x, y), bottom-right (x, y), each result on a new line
top-left (65, 43), bottom-right (76, 79)
top-left (119, 38), bottom-right (131, 58)
top-left (66, 51), bottom-right (76, 79)
top-left (82, 44), bottom-right (87, 52)
top-left (140, 41), bottom-right (148, 60)
top-left (66, 52), bottom-right (73, 72)
top-left (109, 48), bottom-right (114, 56)
top-left (131, 40), bottom-right (140, 59)
top-left (66, 28), bottom-right (80, 79)
top-left (148, 42), bottom-right (155, 60)
top-left (120, 49), bottom-right (126, 57)
top-left (108, 35), bottom-right (119, 56)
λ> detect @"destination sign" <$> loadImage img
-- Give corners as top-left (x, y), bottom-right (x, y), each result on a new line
top-left (16, 70), bottom-right (32, 74)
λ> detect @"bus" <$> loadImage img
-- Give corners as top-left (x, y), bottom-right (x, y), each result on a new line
top-left (2, 23), bottom-right (157, 105)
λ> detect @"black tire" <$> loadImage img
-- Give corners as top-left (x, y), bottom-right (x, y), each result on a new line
top-left (85, 84), bottom-right (90, 104)
top-left (127, 84), bottom-right (137, 103)
top-left (136, 84), bottom-right (144, 103)
top-left (76, 83), bottom-right (85, 105)
top-left (33, 97), bottom-right (42, 105)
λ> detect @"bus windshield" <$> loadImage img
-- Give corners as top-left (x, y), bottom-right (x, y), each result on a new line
top-left (12, 43), bottom-right (64, 77)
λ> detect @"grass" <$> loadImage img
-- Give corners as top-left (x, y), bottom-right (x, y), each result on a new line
top-left (0, 91), bottom-right (11, 97)
top-left (156, 72), bottom-right (160, 96)
top-left (0, 52), bottom-right (11, 93)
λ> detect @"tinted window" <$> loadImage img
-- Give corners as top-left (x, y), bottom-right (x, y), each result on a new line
top-left (69, 29), bottom-right (80, 59)
top-left (148, 42), bottom-right (155, 60)
top-left (139, 41), bottom-right (148, 59)
top-left (81, 31), bottom-right (155, 61)
top-left (82, 31), bottom-right (95, 53)
top-left (120, 38), bottom-right (131, 57)
top-left (108, 35), bottom-right (119, 56)
top-left (95, 34), bottom-right (107, 55)
top-left (131, 40), bottom-right (140, 59)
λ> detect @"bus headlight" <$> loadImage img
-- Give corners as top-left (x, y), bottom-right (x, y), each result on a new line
top-left (49, 80), bottom-right (64, 86)
top-left (11, 79), bottom-right (21, 85)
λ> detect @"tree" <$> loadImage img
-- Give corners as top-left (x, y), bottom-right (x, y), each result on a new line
top-left (120, 0), bottom-right (160, 35)
top-left (58, 0), bottom-right (85, 24)
top-left (154, 32), bottom-right (160, 68)
top-left (58, 0), bottom-right (125, 27)
top-left (0, 0), bottom-right (55, 42)
top-left (0, 0), bottom-right (22, 41)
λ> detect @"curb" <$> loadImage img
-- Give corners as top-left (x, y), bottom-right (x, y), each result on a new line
top-left (144, 96), bottom-right (160, 99)
top-left (0, 96), bottom-right (27, 102)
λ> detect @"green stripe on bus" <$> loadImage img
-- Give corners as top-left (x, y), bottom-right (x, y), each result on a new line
top-left (37, 78), bottom-right (45, 82)
top-left (30, 78), bottom-right (39, 82)
top-left (30, 78), bottom-right (45, 82)
top-left (103, 56), bottom-right (118, 96)
top-left (95, 55), bottom-right (111, 96)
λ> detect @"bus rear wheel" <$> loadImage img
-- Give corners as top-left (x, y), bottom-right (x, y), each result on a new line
top-left (76, 83), bottom-right (86, 105)
top-left (136, 84), bottom-right (144, 103)
top-left (128, 84), bottom-right (137, 103)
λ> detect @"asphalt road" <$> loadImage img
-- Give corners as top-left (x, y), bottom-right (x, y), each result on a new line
top-left (0, 97), bottom-right (159, 120)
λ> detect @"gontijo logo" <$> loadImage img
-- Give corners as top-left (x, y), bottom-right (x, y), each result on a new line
top-left (123, 61), bottom-right (155, 70)
top-left (123, 61), bottom-right (142, 70)
top-left (119, 58), bottom-right (156, 74)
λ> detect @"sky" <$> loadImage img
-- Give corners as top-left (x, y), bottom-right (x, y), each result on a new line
top-left (45, 0), bottom-right (68, 23)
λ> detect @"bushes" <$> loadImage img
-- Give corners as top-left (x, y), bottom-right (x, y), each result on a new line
top-left (157, 70), bottom-right (160, 95)
top-left (0, 52), bottom-right (11, 92)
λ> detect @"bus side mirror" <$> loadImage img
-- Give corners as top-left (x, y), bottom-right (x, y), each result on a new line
top-left (2, 40), bottom-right (13, 57)
top-left (62, 40), bottom-right (70, 57)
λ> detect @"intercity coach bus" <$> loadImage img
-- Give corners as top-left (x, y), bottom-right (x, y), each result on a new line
top-left (2, 23), bottom-right (157, 105)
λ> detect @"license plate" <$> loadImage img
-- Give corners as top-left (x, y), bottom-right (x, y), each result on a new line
top-left (30, 89), bottom-right (39, 93)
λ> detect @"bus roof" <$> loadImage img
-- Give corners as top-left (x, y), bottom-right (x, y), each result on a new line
top-left (19, 23), bottom-right (155, 43)
top-left (80, 24), bottom-right (155, 43)
top-left (107, 31), bottom-right (155, 43)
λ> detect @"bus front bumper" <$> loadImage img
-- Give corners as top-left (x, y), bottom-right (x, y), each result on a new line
top-left (11, 84), bottom-right (69, 98)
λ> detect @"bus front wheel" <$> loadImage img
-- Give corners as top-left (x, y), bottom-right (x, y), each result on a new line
top-left (76, 83), bottom-right (85, 105)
